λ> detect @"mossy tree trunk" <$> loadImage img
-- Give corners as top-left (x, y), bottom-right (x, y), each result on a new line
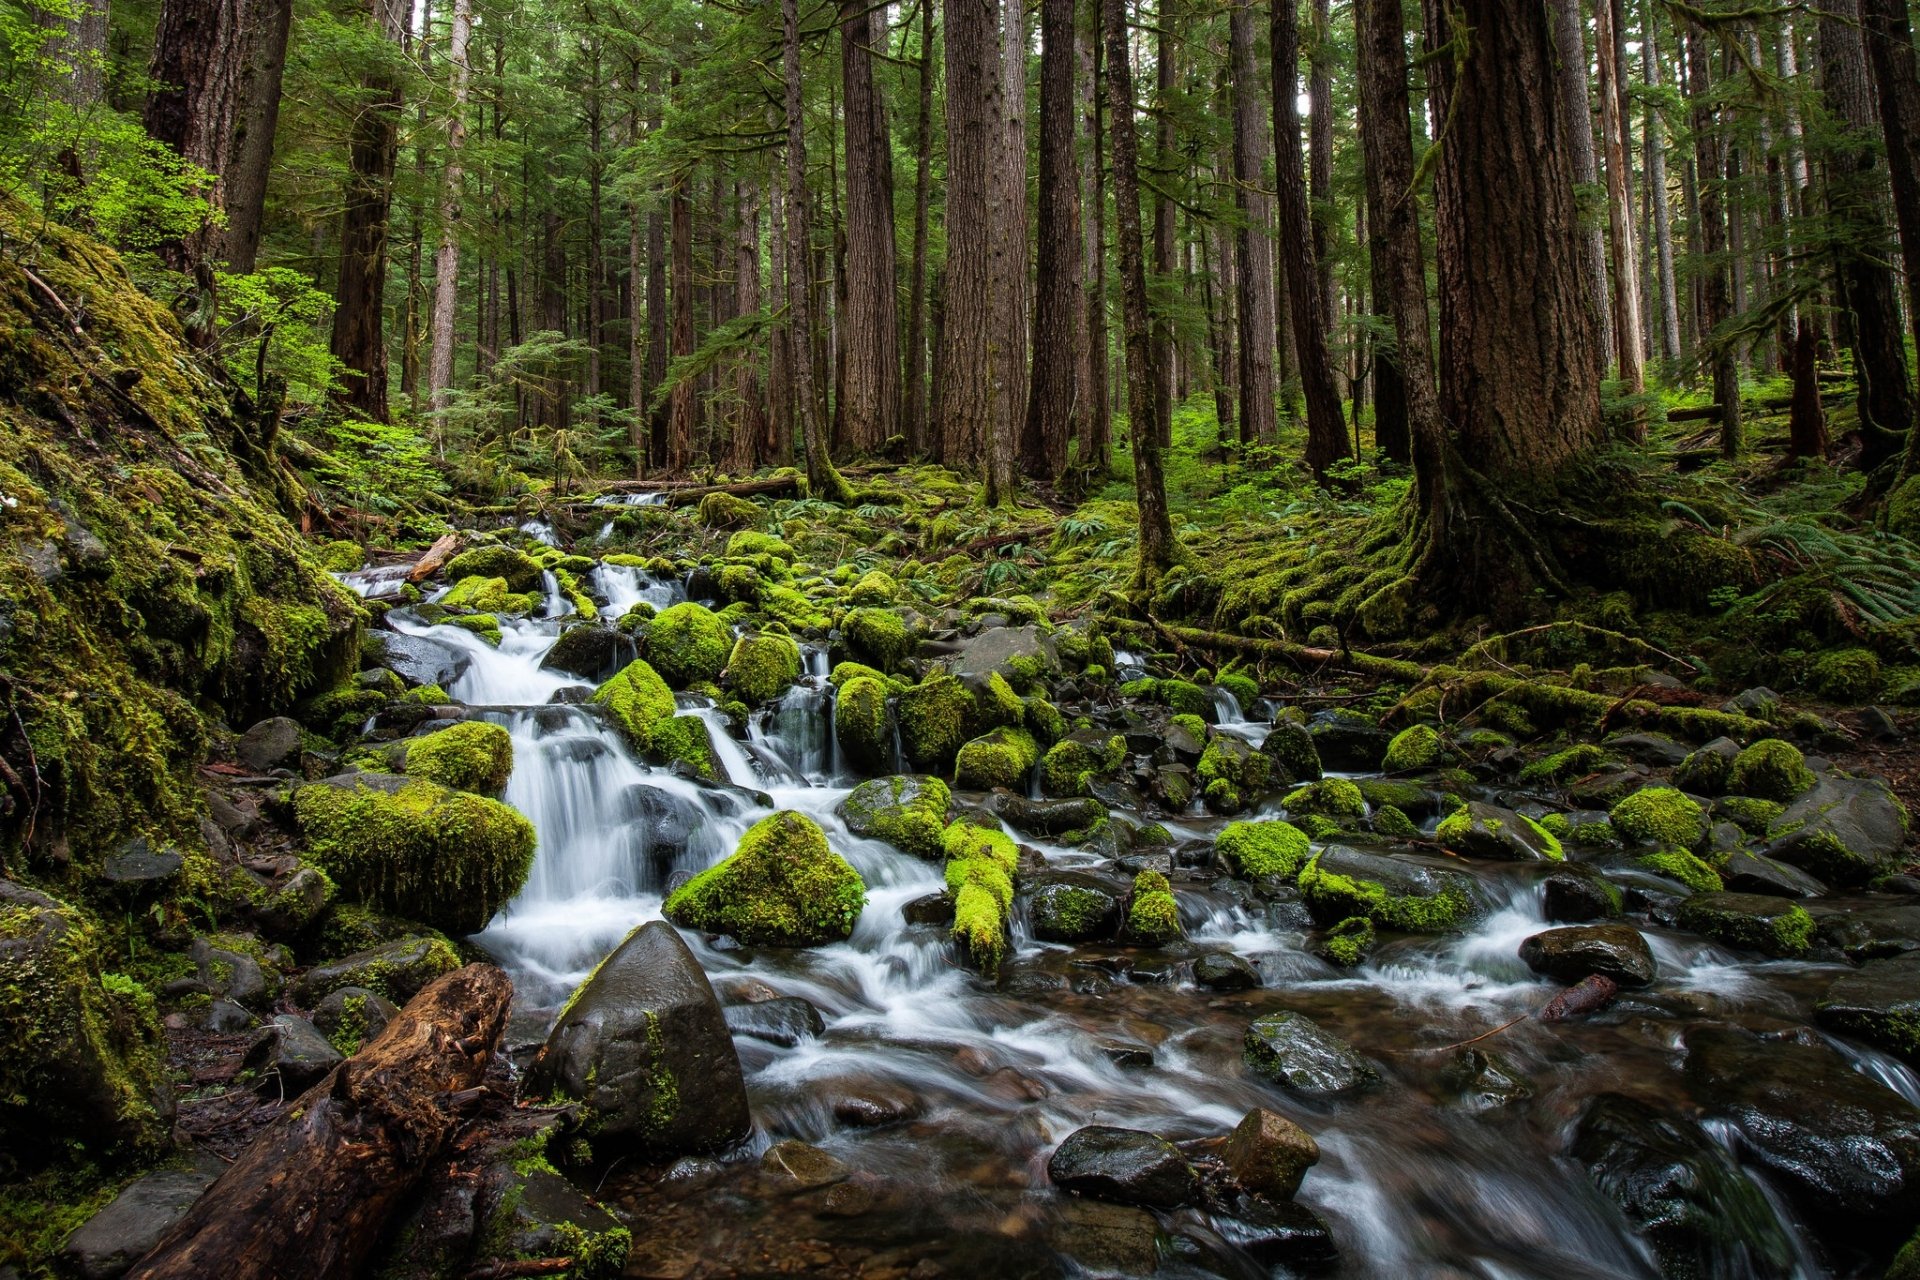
top-left (1024, 0), bottom-right (1085, 483)
top-left (1862, 0), bottom-right (1920, 492)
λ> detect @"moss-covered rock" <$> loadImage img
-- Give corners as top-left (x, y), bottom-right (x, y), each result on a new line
top-left (1806, 647), bottom-right (1883, 700)
top-left (1633, 849), bottom-right (1725, 894)
top-left (1215, 820), bottom-right (1312, 881)
top-left (1124, 870), bottom-right (1183, 945)
top-left (290, 932), bottom-right (462, 1004)
top-left (724, 530), bottom-right (793, 561)
top-left (292, 773), bottom-right (536, 935)
top-left (1610, 787), bottom-right (1709, 851)
top-left (697, 492), bottom-right (763, 529)
top-left (833, 773), bottom-right (949, 862)
top-left (444, 545), bottom-right (545, 593)
top-left (1039, 733), bottom-right (1128, 798)
top-left (663, 811), bottom-right (866, 947)
top-left (834, 675), bottom-right (894, 774)
top-left (1727, 739), bottom-right (1815, 802)
top-left (725, 631), bottom-right (801, 706)
top-left (646, 602), bottom-right (732, 689)
top-left (1434, 801), bottom-right (1564, 862)
top-left (1383, 724), bottom-right (1448, 772)
top-left (442, 574), bottom-right (536, 615)
top-left (1196, 735), bottom-right (1273, 815)
top-left (954, 727), bottom-right (1042, 792)
top-left (1260, 719), bottom-right (1323, 785)
top-left (841, 607), bottom-right (918, 673)
top-left (1676, 892), bottom-right (1814, 958)
top-left (898, 673), bottom-right (975, 772)
top-left (1122, 677), bottom-right (1211, 718)
top-left (401, 720), bottom-right (515, 795)
top-left (1297, 846), bottom-right (1476, 933)
top-left (318, 540), bottom-right (365, 573)
top-left (845, 569), bottom-right (900, 605)
top-left (1313, 916), bottom-right (1376, 967)
top-left (941, 820), bottom-right (1019, 973)
top-left (0, 881), bottom-right (171, 1166)
top-left (593, 659), bottom-right (719, 779)
top-left (1519, 743), bottom-right (1612, 786)
top-left (1283, 778), bottom-right (1366, 824)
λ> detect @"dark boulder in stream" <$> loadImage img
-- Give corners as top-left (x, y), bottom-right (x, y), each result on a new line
top-left (1816, 950), bottom-right (1920, 1064)
top-left (1243, 1011), bottom-right (1379, 1095)
top-left (1519, 924), bottom-right (1656, 987)
top-left (529, 920), bottom-right (750, 1155)
top-left (1047, 1125), bottom-right (1198, 1209)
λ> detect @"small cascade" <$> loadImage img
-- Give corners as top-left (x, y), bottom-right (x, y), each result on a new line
top-left (538, 570), bottom-right (574, 619)
top-left (387, 610), bottom-right (577, 706)
top-left (749, 684), bottom-right (835, 785)
top-left (333, 563), bottom-right (413, 599)
top-left (520, 518), bottom-right (560, 546)
top-left (1211, 687), bottom-right (1245, 724)
top-left (594, 563), bottom-right (686, 616)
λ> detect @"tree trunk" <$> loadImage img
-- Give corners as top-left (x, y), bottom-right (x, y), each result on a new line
top-left (1025, 0), bottom-right (1085, 481)
top-left (124, 966), bottom-right (511, 1280)
top-left (1151, 5), bottom-right (1176, 448)
top-left (1688, 27), bottom-right (1741, 458)
top-left (1201, 191), bottom-right (1236, 444)
top-left (769, 181), bottom-right (795, 464)
top-left (904, 0), bottom-right (937, 456)
top-left (1594, 0), bottom-right (1644, 431)
top-left (841, 0), bottom-right (901, 454)
top-left (221, 0), bottom-right (291, 274)
top-left (1641, 0), bottom-right (1682, 367)
top-left (1229, 0), bottom-right (1276, 448)
top-left (1308, 0), bottom-right (1334, 340)
top-left (986, 0), bottom-right (1028, 502)
top-left (734, 184), bottom-right (767, 471)
top-left (144, 0), bottom-right (250, 273)
top-left (784, 0), bottom-right (855, 501)
top-left (626, 85), bottom-right (647, 476)
top-left (1550, 0), bottom-right (1613, 360)
top-left (644, 94), bottom-right (670, 473)
top-left (669, 162), bottom-right (695, 471)
top-left (1084, 0), bottom-right (1111, 475)
top-left (936, 0), bottom-right (1003, 474)
top-left (1861, 0), bottom-right (1920, 484)
top-left (1421, 0), bottom-right (1605, 602)
top-left (1106, 0), bottom-right (1175, 580)
top-left (41, 0), bottom-right (109, 110)
top-left (1271, 0), bottom-right (1349, 478)
top-left (426, 0), bottom-right (473, 413)
top-left (327, 0), bottom-right (408, 421)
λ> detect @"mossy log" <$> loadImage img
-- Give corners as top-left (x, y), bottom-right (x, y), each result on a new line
top-left (1149, 619), bottom-right (1429, 682)
top-left (579, 464), bottom-right (889, 506)
top-left (124, 964), bottom-right (512, 1280)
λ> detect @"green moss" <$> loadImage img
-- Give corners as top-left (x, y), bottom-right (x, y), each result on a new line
top-left (1633, 849), bottom-right (1725, 893)
top-left (966, 671), bottom-right (1028, 738)
top-left (941, 820), bottom-right (1019, 973)
top-left (292, 776), bottom-right (535, 934)
top-left (835, 675), bottom-right (893, 772)
top-left (1172, 713), bottom-right (1208, 740)
top-left (1727, 739), bottom-right (1815, 801)
top-left (698, 491), bottom-right (763, 529)
top-left (1609, 786), bottom-right (1709, 850)
top-left (725, 530), bottom-right (795, 562)
top-left (941, 820), bottom-right (1020, 873)
top-left (402, 721), bottom-right (514, 795)
top-left (445, 545), bottom-right (544, 592)
top-left (1806, 647), bottom-right (1883, 700)
top-left (1215, 820), bottom-right (1312, 880)
top-left (1518, 743), bottom-right (1610, 785)
top-left (592, 659), bottom-right (715, 777)
top-left (898, 674), bottom-right (976, 771)
top-left (442, 575), bottom-right (528, 614)
top-left (1677, 894), bottom-right (1813, 957)
top-left (1284, 778), bottom-right (1366, 823)
top-left (954, 727), bottom-right (1041, 791)
top-left (1383, 724), bottom-right (1446, 771)
top-left (1297, 853), bottom-right (1474, 932)
top-left (318, 540), bottom-right (365, 573)
top-left (830, 661), bottom-right (898, 690)
top-left (1216, 672), bottom-right (1260, 708)
top-left (649, 715), bottom-right (721, 780)
top-left (1371, 805), bottom-right (1419, 839)
top-left (663, 811), bottom-right (866, 946)
top-left (845, 569), bottom-right (900, 605)
top-left (841, 607), bottom-right (916, 672)
top-left (646, 602), bottom-right (732, 689)
top-left (726, 631), bottom-right (802, 705)
top-left (1196, 738), bottom-right (1273, 814)
top-left (1125, 870), bottom-right (1183, 944)
top-left (1024, 697), bottom-right (1066, 746)
top-left (447, 613), bottom-right (503, 646)
top-left (952, 882), bottom-right (1008, 973)
top-left (1038, 734), bottom-right (1127, 797)
top-left (839, 775), bottom-right (951, 858)
top-left (1716, 795), bottom-right (1784, 835)
top-left (1314, 916), bottom-right (1376, 967)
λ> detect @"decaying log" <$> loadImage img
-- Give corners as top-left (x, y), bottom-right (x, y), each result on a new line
top-left (1148, 618), bottom-right (1431, 682)
top-left (125, 964), bottom-right (513, 1280)
top-left (577, 463), bottom-right (892, 507)
top-left (406, 532), bottom-right (462, 583)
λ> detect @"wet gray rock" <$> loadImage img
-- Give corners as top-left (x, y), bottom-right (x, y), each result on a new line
top-left (1162, 718), bottom-right (1206, 760)
top-left (1720, 849), bottom-right (1825, 898)
top-left (1541, 863), bottom-right (1622, 922)
top-left (1603, 732), bottom-right (1689, 767)
top-left (1439, 1048), bottom-right (1533, 1109)
top-left (190, 936), bottom-right (272, 1009)
top-left (242, 1014), bottom-right (343, 1094)
top-left (1047, 1125), bottom-right (1198, 1209)
top-left (1676, 892), bottom-right (1814, 958)
top-left (1766, 775), bottom-right (1910, 885)
top-left (363, 627), bottom-right (471, 689)
top-left (1296, 845), bottom-right (1478, 931)
top-left (291, 935), bottom-right (456, 1005)
top-left (1722, 687), bottom-right (1782, 719)
top-left (60, 1168), bottom-right (217, 1280)
top-left (203, 998), bottom-right (257, 1033)
top-left (1192, 952), bottom-right (1261, 991)
top-left (988, 794), bottom-right (1107, 839)
top-left (1212, 1197), bottom-right (1339, 1270)
top-left (1306, 709), bottom-right (1390, 771)
top-left (723, 995), bottom-right (825, 1047)
top-left (1566, 765), bottom-right (1651, 809)
top-left (1674, 737), bottom-right (1741, 795)
top-left (902, 892), bottom-right (955, 927)
top-left (1816, 951), bottom-right (1920, 1066)
top-left (1518, 924), bottom-right (1656, 987)
top-left (1243, 1011), bottom-right (1378, 1095)
top-left (540, 623), bottom-right (631, 681)
top-left (1438, 801), bottom-right (1562, 861)
top-left (100, 838), bottom-right (185, 892)
top-left (1572, 1091), bottom-right (1796, 1280)
top-left (1685, 1025), bottom-right (1920, 1226)
top-left (236, 716), bottom-right (304, 773)
top-left (1027, 878), bottom-right (1122, 943)
top-left (1221, 1106), bottom-right (1319, 1200)
top-left (529, 920), bottom-right (750, 1156)
top-left (952, 625), bottom-right (1059, 681)
top-left (1807, 899), bottom-right (1920, 962)
top-left (310, 986), bottom-right (398, 1053)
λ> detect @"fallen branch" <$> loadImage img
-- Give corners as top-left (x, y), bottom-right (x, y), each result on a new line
top-left (406, 532), bottom-right (462, 583)
top-left (1387, 1014), bottom-right (1529, 1055)
top-left (466, 1260), bottom-right (577, 1279)
top-left (1148, 618), bottom-right (1430, 683)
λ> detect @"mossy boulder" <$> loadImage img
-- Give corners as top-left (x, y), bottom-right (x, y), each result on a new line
top-left (290, 933), bottom-right (462, 1004)
top-left (959, 671), bottom-right (1027, 739)
top-left (1124, 870), bottom-right (1183, 945)
top-left (1806, 647), bottom-right (1883, 700)
top-left (1677, 892), bottom-right (1815, 958)
top-left (1727, 739), bottom-right (1816, 802)
top-left (0, 881), bottom-right (171, 1165)
top-left (1260, 720), bottom-right (1323, 784)
top-left (942, 821), bottom-right (1019, 973)
top-left (1816, 952), bottom-right (1920, 1065)
top-left (292, 773), bottom-right (536, 935)
top-left (1609, 787), bottom-right (1709, 851)
top-left (1313, 917), bottom-right (1376, 967)
top-left (954, 727), bottom-right (1041, 792)
top-left (1297, 846), bottom-right (1477, 933)
top-left (697, 492), bottom-right (763, 529)
top-left (400, 720), bottom-right (515, 795)
top-left (898, 674), bottom-right (976, 772)
top-left (1434, 802), bottom-right (1564, 862)
top-left (1383, 724), bottom-right (1448, 772)
top-left (837, 775), bottom-right (951, 859)
top-left (1027, 878), bottom-right (1122, 943)
top-left (726, 632), bottom-right (802, 706)
top-left (318, 540), bottom-right (365, 573)
top-left (442, 575), bottom-right (534, 615)
top-left (1196, 735), bottom-right (1273, 815)
top-left (646, 602), bottom-right (733, 689)
top-left (724, 530), bottom-right (793, 562)
top-left (835, 675), bottom-right (894, 774)
top-left (1634, 849), bottom-right (1725, 894)
top-left (1215, 820), bottom-right (1312, 881)
top-left (1519, 743), bottom-right (1613, 786)
top-left (845, 569), bottom-right (900, 605)
top-left (841, 607), bottom-right (918, 673)
top-left (444, 545), bottom-right (544, 593)
top-left (594, 659), bottom-right (720, 779)
top-left (1039, 733), bottom-right (1128, 798)
top-left (664, 812), bottom-right (866, 947)
top-left (1765, 775), bottom-right (1911, 885)
top-left (1283, 778), bottom-right (1366, 825)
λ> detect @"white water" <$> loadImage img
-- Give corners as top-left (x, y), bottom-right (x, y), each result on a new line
top-left (593, 563), bottom-right (685, 616)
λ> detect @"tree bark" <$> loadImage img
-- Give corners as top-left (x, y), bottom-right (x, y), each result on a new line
top-left (1271, 0), bottom-right (1349, 478)
top-left (426, 0), bottom-right (473, 413)
top-left (327, 0), bottom-right (408, 421)
top-left (987, 0), bottom-right (1029, 501)
top-left (1549, 0), bottom-right (1613, 360)
top-left (1594, 0), bottom-right (1644, 431)
top-left (669, 160), bottom-right (696, 471)
top-left (221, 0), bottom-right (292, 274)
top-left (1106, 0), bottom-right (1175, 580)
top-left (904, 0), bottom-right (938, 456)
top-left (144, 0), bottom-right (251, 273)
top-left (124, 966), bottom-right (511, 1280)
top-left (734, 184), bottom-right (768, 471)
top-left (1641, 0), bottom-right (1682, 367)
top-left (1084, 0), bottom-right (1111, 475)
top-left (1688, 27), bottom-right (1741, 458)
top-left (1025, 0), bottom-right (1085, 480)
top-left (1307, 0), bottom-right (1334, 340)
top-left (1228, 0), bottom-right (1276, 448)
top-left (1151, 4), bottom-right (1176, 448)
top-left (936, 0), bottom-right (1003, 474)
top-left (784, 0), bottom-right (855, 501)
top-left (841, 0), bottom-right (902, 454)
top-left (1861, 0), bottom-right (1920, 484)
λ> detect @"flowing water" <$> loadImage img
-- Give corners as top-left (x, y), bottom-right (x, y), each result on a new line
top-left (359, 558), bottom-right (1911, 1279)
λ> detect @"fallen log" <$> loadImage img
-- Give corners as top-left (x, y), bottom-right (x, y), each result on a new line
top-left (406, 531), bottom-right (462, 583)
top-left (579, 464), bottom-right (891, 506)
top-left (1148, 618), bottom-right (1431, 683)
top-left (125, 964), bottom-right (513, 1280)
top-left (1539, 974), bottom-right (1619, 1022)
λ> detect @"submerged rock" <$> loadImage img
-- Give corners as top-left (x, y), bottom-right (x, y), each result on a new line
top-left (1193, 951), bottom-right (1262, 991)
top-left (1439, 1048), bottom-right (1533, 1109)
top-left (1027, 878), bottom-right (1122, 943)
top-left (530, 920), bottom-right (750, 1156)
top-left (664, 810), bottom-right (866, 947)
top-left (723, 995), bottom-right (825, 1048)
top-left (1816, 951), bottom-right (1920, 1065)
top-left (1243, 1011), bottom-right (1378, 1095)
top-left (1211, 1197), bottom-right (1339, 1270)
top-left (1518, 924), bottom-right (1656, 987)
top-left (1047, 1125), bottom-right (1198, 1209)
